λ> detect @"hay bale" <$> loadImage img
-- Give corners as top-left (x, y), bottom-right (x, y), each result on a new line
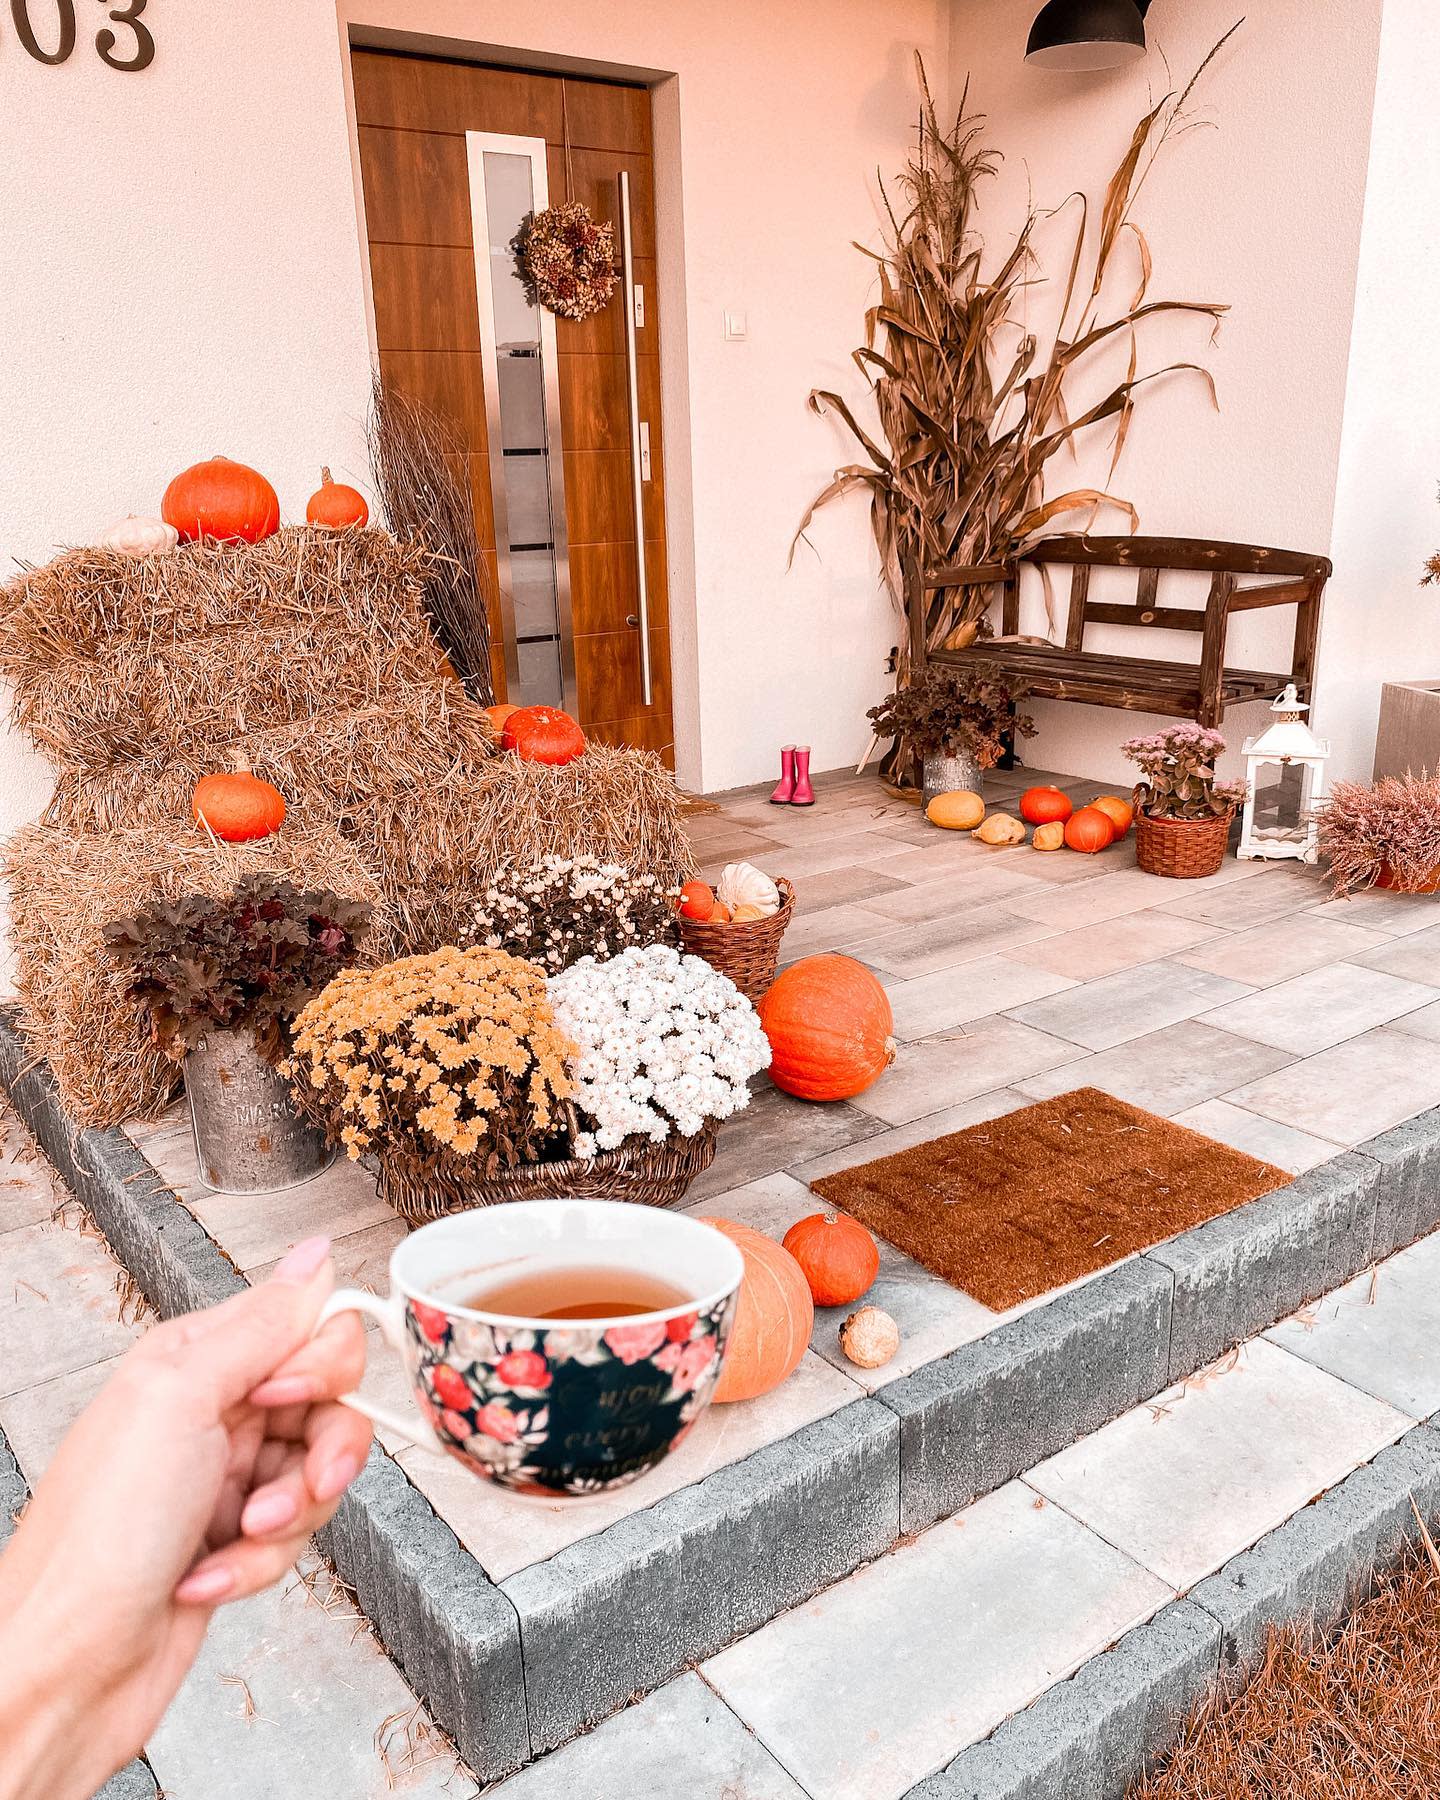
top-left (0, 527), bottom-right (471, 772)
top-left (4, 817), bottom-right (394, 1127)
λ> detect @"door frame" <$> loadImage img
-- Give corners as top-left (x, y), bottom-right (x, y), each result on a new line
top-left (340, 22), bottom-right (704, 787)
top-left (464, 129), bottom-right (578, 714)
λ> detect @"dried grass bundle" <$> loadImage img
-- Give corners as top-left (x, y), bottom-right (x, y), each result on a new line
top-left (1317, 771), bottom-right (1440, 898)
top-left (4, 817), bottom-right (394, 1126)
top-left (45, 689), bottom-right (494, 832)
top-left (0, 528), bottom-right (462, 772)
top-left (1134, 1534), bottom-right (1440, 1799)
top-left (369, 373), bottom-right (495, 700)
top-left (795, 43), bottom-right (1234, 681)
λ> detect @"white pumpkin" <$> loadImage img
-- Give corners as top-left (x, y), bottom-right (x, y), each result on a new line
top-left (717, 861), bottom-right (780, 917)
top-left (98, 515), bottom-right (179, 557)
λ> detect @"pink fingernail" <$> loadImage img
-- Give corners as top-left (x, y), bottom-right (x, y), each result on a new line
top-left (248, 1375), bottom-right (317, 1407)
top-left (242, 1490), bottom-right (299, 1535)
top-left (271, 1236), bottom-right (331, 1286)
top-left (317, 1450), bottom-right (363, 1502)
top-left (176, 1564), bottom-right (235, 1605)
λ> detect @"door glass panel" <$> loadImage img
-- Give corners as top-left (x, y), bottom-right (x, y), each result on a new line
top-left (476, 143), bottom-right (568, 707)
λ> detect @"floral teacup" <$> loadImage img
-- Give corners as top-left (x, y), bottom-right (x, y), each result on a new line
top-left (317, 1200), bottom-right (744, 1498)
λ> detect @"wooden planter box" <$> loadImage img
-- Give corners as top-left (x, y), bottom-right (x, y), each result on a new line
top-left (1373, 680), bottom-right (1440, 780)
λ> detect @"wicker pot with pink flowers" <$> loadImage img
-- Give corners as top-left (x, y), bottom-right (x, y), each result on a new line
top-left (1122, 724), bottom-right (1248, 879)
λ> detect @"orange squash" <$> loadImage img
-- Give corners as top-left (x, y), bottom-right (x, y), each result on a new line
top-left (709, 899), bottom-right (733, 924)
top-left (1032, 821), bottom-right (1066, 852)
top-left (501, 705), bottom-right (586, 766)
top-left (192, 765), bottom-right (286, 842)
top-left (1064, 806), bottom-right (1116, 853)
top-left (305, 467), bottom-right (369, 528)
top-left (1091, 794), bottom-right (1134, 840)
top-left (482, 703), bottom-right (521, 737)
top-left (782, 1212), bottom-right (879, 1308)
top-left (162, 456), bottom-right (280, 544)
top-left (705, 1218), bottom-right (814, 1403)
top-left (759, 955), bottom-right (896, 1102)
top-left (1020, 785), bottom-right (1073, 826)
top-left (678, 880), bottom-right (715, 921)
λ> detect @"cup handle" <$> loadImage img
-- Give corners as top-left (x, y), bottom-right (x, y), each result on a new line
top-left (316, 1287), bottom-right (445, 1455)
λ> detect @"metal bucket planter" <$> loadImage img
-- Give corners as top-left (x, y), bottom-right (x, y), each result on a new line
top-left (186, 1027), bottom-right (333, 1196)
top-left (923, 750), bottom-right (983, 811)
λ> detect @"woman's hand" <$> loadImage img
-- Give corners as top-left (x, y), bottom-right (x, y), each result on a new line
top-left (0, 1236), bottom-right (371, 1800)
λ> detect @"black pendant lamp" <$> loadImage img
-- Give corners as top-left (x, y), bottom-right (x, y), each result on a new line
top-left (1026, 0), bottom-right (1150, 71)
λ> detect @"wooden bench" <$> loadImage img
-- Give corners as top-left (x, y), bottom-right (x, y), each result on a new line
top-left (912, 536), bottom-right (1332, 727)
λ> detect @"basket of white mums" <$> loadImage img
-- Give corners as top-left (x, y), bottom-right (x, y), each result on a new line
top-left (463, 943), bottom-right (771, 1209)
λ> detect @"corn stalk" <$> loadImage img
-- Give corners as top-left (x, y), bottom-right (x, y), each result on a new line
top-left (795, 38), bottom-right (1235, 688)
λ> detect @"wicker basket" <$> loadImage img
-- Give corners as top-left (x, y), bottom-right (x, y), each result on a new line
top-left (1134, 804), bottom-right (1235, 879)
top-left (679, 878), bottom-right (795, 1003)
top-left (376, 1122), bottom-right (719, 1225)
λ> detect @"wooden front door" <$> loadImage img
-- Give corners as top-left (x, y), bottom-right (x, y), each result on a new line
top-left (353, 50), bottom-right (674, 764)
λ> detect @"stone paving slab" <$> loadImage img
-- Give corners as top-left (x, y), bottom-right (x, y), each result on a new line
top-left (486, 1672), bottom-right (809, 1799)
top-left (505, 1397), bottom-right (901, 1754)
top-left (1267, 1227), bottom-right (1440, 1417)
top-left (1028, 1338), bottom-right (1412, 1591)
top-left (704, 1479), bottom-right (1170, 1800)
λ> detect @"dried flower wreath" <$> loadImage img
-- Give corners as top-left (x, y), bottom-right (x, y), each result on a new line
top-left (515, 201), bottom-right (618, 322)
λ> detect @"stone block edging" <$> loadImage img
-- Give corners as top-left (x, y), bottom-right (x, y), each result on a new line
top-left (906, 1422), bottom-right (1440, 1799)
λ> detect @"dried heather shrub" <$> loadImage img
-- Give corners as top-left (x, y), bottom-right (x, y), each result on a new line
top-left (1317, 771), bottom-right (1440, 897)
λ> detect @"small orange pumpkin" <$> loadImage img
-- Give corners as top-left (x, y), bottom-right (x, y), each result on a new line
top-left (1065, 806), bottom-right (1116, 854)
top-left (706, 1218), bottom-right (814, 1403)
top-left (162, 456), bottom-right (280, 544)
top-left (501, 705), bottom-right (586, 766)
top-left (305, 466), bottom-right (369, 529)
top-left (709, 899), bottom-right (733, 924)
top-left (759, 955), bottom-right (896, 1103)
top-left (1091, 794), bottom-right (1134, 840)
top-left (1020, 785), bottom-right (1073, 826)
top-left (482, 703), bottom-right (521, 737)
top-left (782, 1212), bottom-right (879, 1308)
top-left (192, 763), bottom-right (286, 842)
top-left (678, 880), bottom-right (714, 921)
top-left (1032, 821), bottom-right (1066, 852)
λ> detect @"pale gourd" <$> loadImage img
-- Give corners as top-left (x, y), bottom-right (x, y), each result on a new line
top-left (926, 790), bottom-right (985, 831)
top-left (717, 862), bottom-right (780, 918)
top-left (1032, 821), bottom-right (1066, 852)
top-left (98, 515), bottom-right (179, 557)
top-left (975, 812), bottom-right (1026, 846)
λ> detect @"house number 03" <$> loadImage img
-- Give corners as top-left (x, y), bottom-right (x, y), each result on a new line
top-left (10, 0), bottom-right (154, 71)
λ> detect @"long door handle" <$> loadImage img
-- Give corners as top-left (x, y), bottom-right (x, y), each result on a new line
top-left (617, 169), bottom-right (652, 708)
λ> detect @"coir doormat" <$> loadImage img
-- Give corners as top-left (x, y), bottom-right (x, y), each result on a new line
top-left (811, 1087), bottom-right (1289, 1311)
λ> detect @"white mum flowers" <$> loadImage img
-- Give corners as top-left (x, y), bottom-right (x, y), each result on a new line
top-left (548, 944), bottom-right (770, 1156)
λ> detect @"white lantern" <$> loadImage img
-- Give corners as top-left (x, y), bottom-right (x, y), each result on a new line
top-left (1237, 685), bottom-right (1330, 864)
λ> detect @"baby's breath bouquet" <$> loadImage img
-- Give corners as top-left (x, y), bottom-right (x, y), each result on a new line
top-left (461, 856), bottom-right (678, 974)
top-left (287, 945), bottom-right (576, 1216)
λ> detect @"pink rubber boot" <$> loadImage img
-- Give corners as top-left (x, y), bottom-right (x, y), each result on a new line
top-left (770, 745), bottom-right (797, 805)
top-left (790, 745), bottom-right (815, 806)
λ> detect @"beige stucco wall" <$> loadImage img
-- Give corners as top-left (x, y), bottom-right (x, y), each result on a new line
top-left (0, 0), bottom-right (954, 822)
top-left (942, 0), bottom-right (1385, 783)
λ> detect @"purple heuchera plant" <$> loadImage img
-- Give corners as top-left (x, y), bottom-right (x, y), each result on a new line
top-left (1121, 722), bottom-right (1248, 821)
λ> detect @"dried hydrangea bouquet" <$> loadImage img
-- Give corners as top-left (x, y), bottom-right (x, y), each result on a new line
top-left (461, 856), bottom-right (678, 973)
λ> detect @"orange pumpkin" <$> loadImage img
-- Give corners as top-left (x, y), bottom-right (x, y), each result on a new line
top-left (305, 466), bottom-right (369, 529)
top-left (1020, 785), bottom-right (1073, 826)
top-left (759, 955), bottom-right (896, 1102)
top-left (782, 1212), bottom-right (879, 1308)
top-left (706, 1218), bottom-right (813, 1403)
top-left (1064, 806), bottom-right (1116, 853)
top-left (162, 457), bottom-right (280, 544)
top-left (192, 765), bottom-right (286, 842)
top-left (709, 900), bottom-right (733, 924)
top-left (1090, 794), bottom-right (1134, 840)
top-left (482, 703), bottom-right (521, 737)
top-left (678, 880), bottom-right (715, 921)
top-left (501, 705), bottom-right (586, 766)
